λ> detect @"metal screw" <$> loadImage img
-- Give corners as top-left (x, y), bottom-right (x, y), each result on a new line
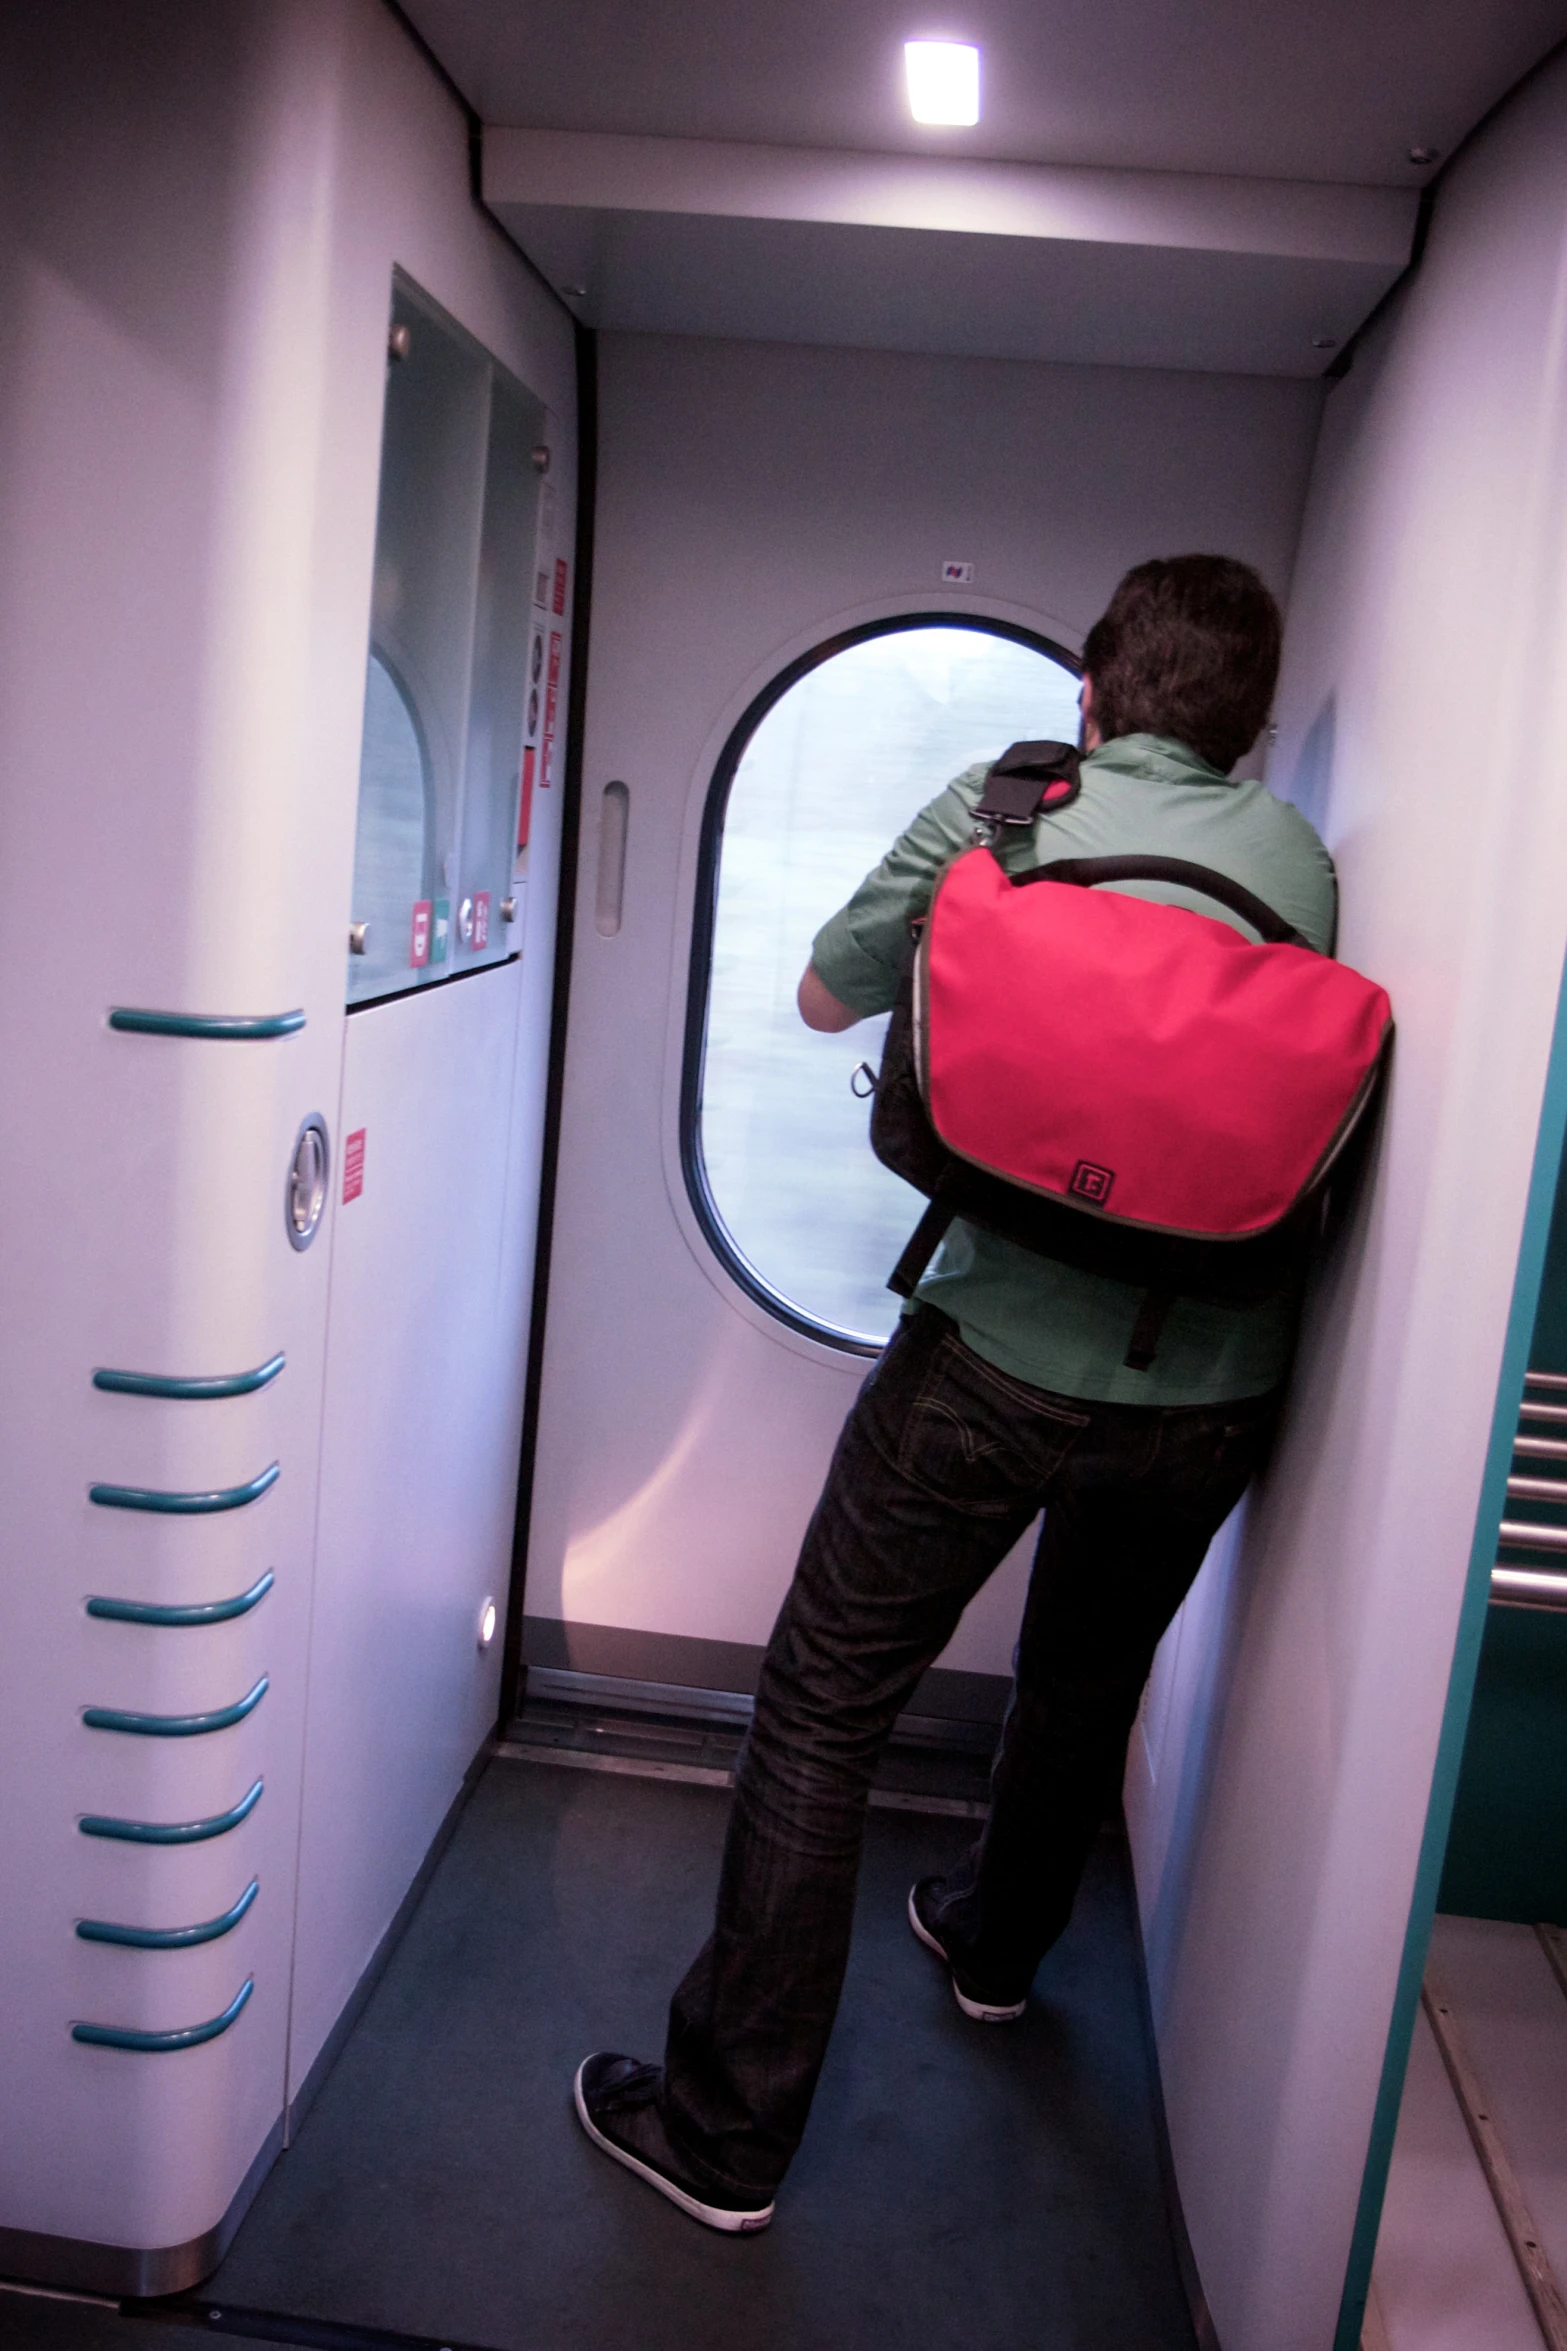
top-left (1311, 336), bottom-right (1339, 350)
top-left (387, 322), bottom-right (411, 363)
top-left (1407, 146), bottom-right (1439, 166)
top-left (348, 921), bottom-right (370, 955)
top-left (562, 284), bottom-right (587, 299)
top-left (531, 444), bottom-right (551, 475)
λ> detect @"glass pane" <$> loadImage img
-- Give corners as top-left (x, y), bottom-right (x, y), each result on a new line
top-left (699, 624), bottom-right (1081, 1345)
top-left (346, 653), bottom-right (432, 1002)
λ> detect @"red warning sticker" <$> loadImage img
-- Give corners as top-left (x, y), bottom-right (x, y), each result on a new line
top-left (542, 632), bottom-right (563, 787)
top-left (343, 1129), bottom-right (366, 1203)
top-left (409, 900), bottom-right (432, 966)
top-left (518, 745), bottom-right (536, 849)
top-left (552, 557), bottom-right (569, 616)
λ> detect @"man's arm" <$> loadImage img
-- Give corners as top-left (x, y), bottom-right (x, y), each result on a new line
top-left (797, 963), bottom-right (861, 1032)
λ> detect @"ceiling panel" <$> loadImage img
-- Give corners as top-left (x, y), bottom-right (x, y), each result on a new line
top-left (403, 0), bottom-right (1567, 188)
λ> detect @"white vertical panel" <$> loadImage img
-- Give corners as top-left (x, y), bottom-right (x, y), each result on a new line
top-left (1126, 50), bottom-right (1567, 2350)
top-left (0, 0), bottom-right (572, 2277)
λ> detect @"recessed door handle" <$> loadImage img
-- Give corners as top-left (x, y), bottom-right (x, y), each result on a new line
top-left (596, 782), bottom-right (629, 937)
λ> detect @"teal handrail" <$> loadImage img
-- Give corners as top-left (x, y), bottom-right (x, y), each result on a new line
top-left (107, 1009), bottom-right (305, 1040)
top-left (86, 1571), bottom-right (274, 1628)
top-left (83, 1675), bottom-right (268, 1738)
top-left (79, 1778), bottom-right (263, 1844)
top-left (92, 1355), bottom-right (285, 1400)
top-left (76, 1880), bottom-right (259, 1950)
top-left (72, 1978), bottom-right (254, 2051)
top-left (88, 1462), bottom-right (279, 1514)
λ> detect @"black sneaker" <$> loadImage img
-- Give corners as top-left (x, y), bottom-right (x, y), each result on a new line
top-left (573, 2054), bottom-right (774, 2234)
top-left (907, 1879), bottom-right (1028, 2023)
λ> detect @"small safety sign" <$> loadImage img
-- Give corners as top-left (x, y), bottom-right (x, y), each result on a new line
top-left (552, 558), bottom-right (569, 616)
top-left (542, 631), bottom-right (562, 787)
top-left (343, 1129), bottom-right (366, 1203)
top-left (473, 891), bottom-right (491, 950)
top-left (409, 900), bottom-right (432, 966)
top-left (941, 560), bottom-right (975, 584)
top-left (518, 745), bottom-right (536, 850)
top-left (431, 898), bottom-right (450, 965)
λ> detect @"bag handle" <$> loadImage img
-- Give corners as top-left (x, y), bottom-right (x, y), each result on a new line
top-left (1015, 853), bottom-right (1310, 950)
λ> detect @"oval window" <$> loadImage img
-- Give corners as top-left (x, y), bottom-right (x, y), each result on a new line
top-left (685, 618), bottom-right (1081, 1349)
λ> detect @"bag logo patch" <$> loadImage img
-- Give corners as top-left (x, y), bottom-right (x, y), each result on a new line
top-left (1071, 1161), bottom-right (1115, 1204)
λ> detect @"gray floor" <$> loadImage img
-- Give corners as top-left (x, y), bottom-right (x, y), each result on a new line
top-left (8, 1753), bottom-right (1197, 2351)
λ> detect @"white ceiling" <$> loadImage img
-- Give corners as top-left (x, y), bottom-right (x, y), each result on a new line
top-left (401, 0), bottom-right (1567, 370)
top-left (403, 0), bottom-right (1567, 186)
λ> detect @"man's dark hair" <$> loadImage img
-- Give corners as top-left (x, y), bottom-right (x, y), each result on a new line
top-left (1081, 554), bottom-right (1282, 773)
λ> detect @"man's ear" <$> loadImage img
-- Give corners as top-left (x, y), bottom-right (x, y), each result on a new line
top-left (1078, 674), bottom-right (1102, 753)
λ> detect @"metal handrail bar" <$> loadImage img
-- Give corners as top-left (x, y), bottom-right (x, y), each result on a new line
top-left (1493, 1564), bottom-right (1567, 1609)
top-left (86, 1571), bottom-right (274, 1627)
top-left (78, 1778), bottom-right (263, 1844)
top-left (1515, 1434), bottom-right (1567, 1462)
top-left (108, 1009), bottom-right (304, 1040)
top-left (76, 1880), bottom-right (259, 1949)
top-left (1518, 1400), bottom-right (1567, 1425)
top-left (1506, 1475), bottom-right (1567, 1503)
top-left (1498, 1518), bottom-right (1567, 1552)
top-left (88, 1463), bottom-right (279, 1514)
top-left (1524, 1370), bottom-right (1567, 1392)
top-left (92, 1355), bottom-right (285, 1400)
top-left (82, 1676), bottom-right (268, 1739)
top-left (71, 1978), bottom-right (254, 2052)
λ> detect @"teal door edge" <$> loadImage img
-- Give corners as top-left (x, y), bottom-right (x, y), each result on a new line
top-left (1333, 939), bottom-right (1567, 2351)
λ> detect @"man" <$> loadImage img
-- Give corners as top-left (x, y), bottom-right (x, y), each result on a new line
top-left (574, 555), bottom-right (1337, 2232)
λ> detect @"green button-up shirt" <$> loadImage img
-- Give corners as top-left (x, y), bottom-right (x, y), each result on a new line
top-left (810, 734), bottom-right (1339, 1405)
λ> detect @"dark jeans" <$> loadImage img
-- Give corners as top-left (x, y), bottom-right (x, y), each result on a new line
top-left (660, 1303), bottom-right (1277, 2198)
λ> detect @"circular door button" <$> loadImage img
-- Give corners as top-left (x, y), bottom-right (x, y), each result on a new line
top-left (286, 1115), bottom-right (330, 1251)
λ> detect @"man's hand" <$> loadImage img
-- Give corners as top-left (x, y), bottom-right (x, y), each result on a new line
top-left (797, 963), bottom-right (860, 1032)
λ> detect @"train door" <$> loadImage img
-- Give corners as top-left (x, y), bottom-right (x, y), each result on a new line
top-left (518, 331), bottom-right (1320, 1733)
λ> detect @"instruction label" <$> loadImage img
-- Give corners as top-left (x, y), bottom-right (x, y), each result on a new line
top-left (342, 1129), bottom-right (366, 1203)
top-left (409, 900), bottom-right (431, 966)
top-left (542, 632), bottom-right (563, 787)
top-left (518, 745), bottom-right (536, 850)
top-left (552, 558), bottom-right (570, 616)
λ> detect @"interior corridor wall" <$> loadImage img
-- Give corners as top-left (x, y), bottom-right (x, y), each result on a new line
top-left (0, 0), bottom-right (573, 2282)
top-left (1123, 47), bottom-right (1567, 2351)
top-left (528, 332), bottom-right (1323, 1692)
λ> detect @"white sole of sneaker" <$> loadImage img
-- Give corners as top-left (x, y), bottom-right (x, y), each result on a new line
top-left (906, 1886), bottom-right (1027, 2024)
top-left (573, 2061), bottom-right (774, 2234)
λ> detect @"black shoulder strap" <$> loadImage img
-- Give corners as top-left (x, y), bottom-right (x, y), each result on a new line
top-left (1015, 853), bottom-right (1310, 949)
top-left (975, 740), bottom-right (1081, 827)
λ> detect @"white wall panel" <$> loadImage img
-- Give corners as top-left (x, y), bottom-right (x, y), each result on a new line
top-left (0, 0), bottom-right (571, 2284)
top-left (1124, 49), bottom-right (1567, 2351)
top-left (530, 332), bottom-right (1323, 1680)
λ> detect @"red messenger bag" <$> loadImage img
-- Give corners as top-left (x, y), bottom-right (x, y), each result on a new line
top-left (869, 760), bottom-right (1393, 1370)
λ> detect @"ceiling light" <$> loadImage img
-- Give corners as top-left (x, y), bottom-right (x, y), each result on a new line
top-left (905, 41), bottom-right (980, 126)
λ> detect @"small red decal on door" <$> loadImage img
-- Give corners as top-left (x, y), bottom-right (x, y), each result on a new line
top-left (542, 633), bottom-right (562, 787)
top-left (552, 557), bottom-right (569, 615)
top-left (343, 1129), bottom-right (366, 1203)
top-left (409, 900), bottom-right (431, 966)
top-left (518, 745), bottom-right (536, 849)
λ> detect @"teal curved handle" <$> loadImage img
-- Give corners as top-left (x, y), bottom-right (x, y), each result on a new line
top-left (83, 1675), bottom-right (268, 1738)
top-left (89, 1462), bottom-right (279, 1514)
top-left (108, 1009), bottom-right (305, 1040)
top-left (72, 1977), bottom-right (254, 2052)
top-left (86, 1571), bottom-right (274, 1628)
top-left (80, 1778), bottom-right (263, 1844)
top-left (77, 1880), bottom-right (259, 1950)
top-left (93, 1355), bottom-right (285, 1400)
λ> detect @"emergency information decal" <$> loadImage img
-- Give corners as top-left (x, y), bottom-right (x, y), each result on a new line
top-left (409, 900), bottom-right (432, 966)
top-left (542, 631), bottom-right (562, 787)
top-left (343, 1129), bottom-right (366, 1203)
top-left (518, 745), bottom-right (536, 850)
top-left (473, 891), bottom-right (490, 950)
